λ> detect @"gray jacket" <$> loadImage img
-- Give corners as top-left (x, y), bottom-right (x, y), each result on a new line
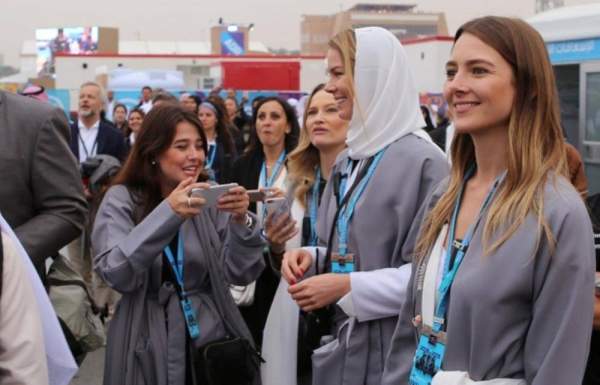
top-left (93, 185), bottom-right (265, 385)
top-left (0, 90), bottom-right (87, 270)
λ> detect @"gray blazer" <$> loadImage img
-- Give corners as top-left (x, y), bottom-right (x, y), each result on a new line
top-left (0, 90), bottom-right (87, 270)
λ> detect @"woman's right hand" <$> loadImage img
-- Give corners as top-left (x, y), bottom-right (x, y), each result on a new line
top-left (281, 248), bottom-right (313, 285)
top-left (166, 178), bottom-right (210, 219)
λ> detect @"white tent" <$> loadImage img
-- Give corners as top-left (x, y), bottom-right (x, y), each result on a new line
top-left (0, 69), bottom-right (37, 84)
top-left (528, 3), bottom-right (600, 42)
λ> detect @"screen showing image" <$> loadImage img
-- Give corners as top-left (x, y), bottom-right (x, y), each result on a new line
top-left (36, 27), bottom-right (99, 76)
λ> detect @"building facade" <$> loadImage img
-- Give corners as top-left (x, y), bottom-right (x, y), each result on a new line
top-left (301, 3), bottom-right (448, 55)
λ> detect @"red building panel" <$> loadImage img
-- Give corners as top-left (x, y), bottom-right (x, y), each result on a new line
top-left (221, 61), bottom-right (300, 91)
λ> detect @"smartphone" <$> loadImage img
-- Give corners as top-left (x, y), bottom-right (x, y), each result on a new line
top-left (247, 190), bottom-right (266, 203)
top-left (265, 197), bottom-right (291, 226)
top-left (190, 183), bottom-right (238, 208)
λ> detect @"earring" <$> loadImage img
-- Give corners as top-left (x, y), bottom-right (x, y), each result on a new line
top-left (151, 160), bottom-right (156, 165)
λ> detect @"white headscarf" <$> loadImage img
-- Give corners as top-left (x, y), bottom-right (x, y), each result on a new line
top-left (347, 27), bottom-right (433, 160)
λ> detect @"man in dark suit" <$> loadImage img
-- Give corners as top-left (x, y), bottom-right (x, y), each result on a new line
top-left (68, 81), bottom-right (126, 314)
top-left (0, 90), bottom-right (87, 275)
top-left (69, 82), bottom-right (127, 165)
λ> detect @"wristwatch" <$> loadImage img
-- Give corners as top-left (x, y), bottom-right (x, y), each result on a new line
top-left (595, 276), bottom-right (600, 294)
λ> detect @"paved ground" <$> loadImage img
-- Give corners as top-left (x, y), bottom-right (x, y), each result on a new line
top-left (70, 347), bottom-right (105, 385)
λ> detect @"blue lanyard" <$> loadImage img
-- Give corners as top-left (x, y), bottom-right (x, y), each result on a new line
top-left (432, 165), bottom-right (506, 332)
top-left (309, 167), bottom-right (321, 246)
top-left (261, 150), bottom-right (286, 189)
top-left (163, 229), bottom-right (201, 339)
top-left (261, 150), bottom-right (286, 229)
top-left (206, 143), bottom-right (217, 170)
top-left (336, 149), bottom-right (387, 257)
top-left (163, 229), bottom-right (186, 294)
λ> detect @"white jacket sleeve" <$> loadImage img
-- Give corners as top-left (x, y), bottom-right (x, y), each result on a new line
top-left (338, 264), bottom-right (412, 322)
top-left (0, 233), bottom-right (49, 385)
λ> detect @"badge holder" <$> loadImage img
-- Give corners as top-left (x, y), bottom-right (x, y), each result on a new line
top-left (181, 294), bottom-right (200, 339)
top-left (409, 324), bottom-right (446, 385)
top-left (331, 252), bottom-right (355, 274)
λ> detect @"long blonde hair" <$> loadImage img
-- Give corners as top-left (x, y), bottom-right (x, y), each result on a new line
top-left (416, 17), bottom-right (568, 259)
top-left (288, 84), bottom-right (325, 209)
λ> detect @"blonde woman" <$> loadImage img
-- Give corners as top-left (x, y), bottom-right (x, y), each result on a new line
top-left (383, 17), bottom-right (595, 385)
top-left (281, 27), bottom-right (448, 385)
top-left (261, 83), bottom-right (349, 385)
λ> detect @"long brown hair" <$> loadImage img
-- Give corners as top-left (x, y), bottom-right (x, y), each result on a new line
top-left (100, 104), bottom-right (209, 223)
top-left (123, 108), bottom-right (145, 138)
top-left (416, 16), bottom-right (568, 258)
top-left (199, 99), bottom-right (235, 154)
top-left (245, 96), bottom-right (300, 155)
top-left (288, 84), bottom-right (325, 209)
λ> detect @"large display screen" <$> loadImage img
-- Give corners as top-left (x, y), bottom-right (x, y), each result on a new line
top-left (36, 27), bottom-right (99, 75)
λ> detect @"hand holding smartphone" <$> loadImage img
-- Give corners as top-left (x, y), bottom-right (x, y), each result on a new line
top-left (190, 183), bottom-right (238, 208)
top-left (265, 197), bottom-right (292, 226)
top-left (247, 190), bottom-right (266, 203)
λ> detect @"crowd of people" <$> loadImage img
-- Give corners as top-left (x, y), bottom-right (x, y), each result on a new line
top-left (0, 14), bottom-right (598, 385)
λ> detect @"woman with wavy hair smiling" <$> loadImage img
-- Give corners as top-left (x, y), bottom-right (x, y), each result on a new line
top-left (383, 16), bottom-right (595, 385)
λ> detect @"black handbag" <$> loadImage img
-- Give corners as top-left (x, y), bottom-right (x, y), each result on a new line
top-left (192, 336), bottom-right (263, 385)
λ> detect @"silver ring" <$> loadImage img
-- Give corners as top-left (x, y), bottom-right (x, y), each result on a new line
top-left (187, 197), bottom-right (191, 207)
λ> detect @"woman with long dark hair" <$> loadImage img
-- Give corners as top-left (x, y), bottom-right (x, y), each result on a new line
top-left (112, 103), bottom-right (128, 131)
top-left (124, 108), bottom-right (145, 152)
top-left (230, 96), bottom-right (300, 350)
top-left (207, 95), bottom-right (246, 154)
top-left (93, 104), bottom-right (265, 385)
top-left (197, 100), bottom-right (237, 183)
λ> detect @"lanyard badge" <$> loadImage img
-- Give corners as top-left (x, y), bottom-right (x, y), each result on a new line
top-left (409, 325), bottom-right (447, 385)
top-left (164, 229), bottom-right (200, 339)
top-left (204, 144), bottom-right (217, 181)
top-left (409, 165), bottom-right (506, 384)
top-left (333, 149), bottom-right (387, 274)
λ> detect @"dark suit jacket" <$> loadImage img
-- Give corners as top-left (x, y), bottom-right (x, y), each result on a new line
top-left (230, 150), bottom-right (264, 214)
top-left (213, 139), bottom-right (238, 185)
top-left (228, 124), bottom-right (246, 155)
top-left (0, 91), bottom-right (87, 270)
top-left (428, 122), bottom-right (449, 152)
top-left (70, 120), bottom-right (128, 163)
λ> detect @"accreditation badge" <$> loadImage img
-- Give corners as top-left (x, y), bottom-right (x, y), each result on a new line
top-left (409, 324), bottom-right (446, 385)
top-left (331, 253), bottom-right (355, 274)
top-left (181, 297), bottom-right (200, 339)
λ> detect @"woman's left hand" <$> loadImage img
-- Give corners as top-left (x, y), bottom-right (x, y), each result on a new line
top-left (264, 210), bottom-right (298, 253)
top-left (288, 273), bottom-right (351, 312)
top-left (261, 187), bottom-right (286, 199)
top-left (217, 186), bottom-right (250, 223)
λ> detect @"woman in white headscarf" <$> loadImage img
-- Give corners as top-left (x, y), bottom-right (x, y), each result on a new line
top-left (280, 27), bottom-right (448, 385)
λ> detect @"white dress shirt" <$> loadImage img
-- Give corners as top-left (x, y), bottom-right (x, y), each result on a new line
top-left (105, 100), bottom-right (115, 122)
top-left (139, 101), bottom-right (153, 114)
top-left (77, 119), bottom-right (100, 163)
